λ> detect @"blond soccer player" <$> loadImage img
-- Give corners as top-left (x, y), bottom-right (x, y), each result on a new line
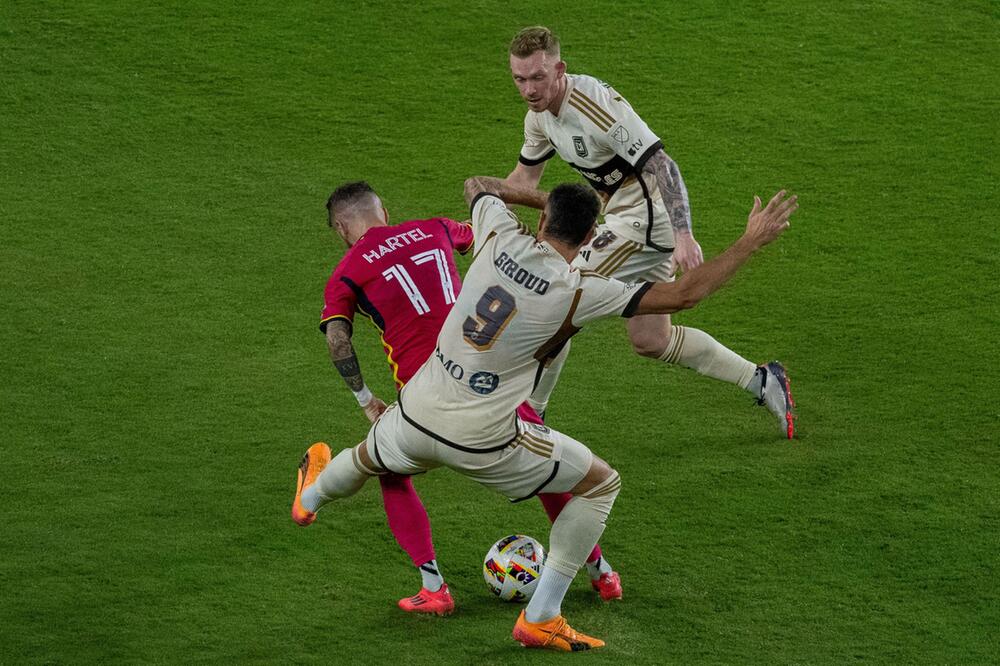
top-left (504, 26), bottom-right (796, 438)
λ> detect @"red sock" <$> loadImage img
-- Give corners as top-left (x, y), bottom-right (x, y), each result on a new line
top-left (379, 473), bottom-right (435, 567)
top-left (538, 492), bottom-right (602, 564)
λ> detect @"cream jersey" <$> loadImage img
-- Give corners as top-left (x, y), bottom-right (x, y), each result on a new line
top-left (397, 193), bottom-right (652, 450)
top-left (519, 74), bottom-right (673, 251)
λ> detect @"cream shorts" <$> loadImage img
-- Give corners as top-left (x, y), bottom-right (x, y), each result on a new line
top-left (572, 224), bottom-right (674, 283)
top-left (365, 402), bottom-right (594, 502)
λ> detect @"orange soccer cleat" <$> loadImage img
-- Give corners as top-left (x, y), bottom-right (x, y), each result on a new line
top-left (512, 610), bottom-right (605, 652)
top-left (291, 442), bottom-right (331, 526)
top-left (398, 584), bottom-right (455, 616)
top-left (591, 571), bottom-right (623, 601)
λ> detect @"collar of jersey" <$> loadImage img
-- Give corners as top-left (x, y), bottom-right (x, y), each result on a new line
top-left (550, 74), bottom-right (576, 120)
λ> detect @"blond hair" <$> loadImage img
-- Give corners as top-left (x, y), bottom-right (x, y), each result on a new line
top-left (509, 26), bottom-right (560, 58)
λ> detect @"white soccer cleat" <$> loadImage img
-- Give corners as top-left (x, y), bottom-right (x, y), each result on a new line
top-left (756, 361), bottom-right (796, 439)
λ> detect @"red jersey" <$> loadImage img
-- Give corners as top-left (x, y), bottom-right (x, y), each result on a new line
top-left (320, 218), bottom-right (474, 387)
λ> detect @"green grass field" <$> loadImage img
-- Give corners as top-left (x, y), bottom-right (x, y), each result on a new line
top-left (2, 1), bottom-right (998, 663)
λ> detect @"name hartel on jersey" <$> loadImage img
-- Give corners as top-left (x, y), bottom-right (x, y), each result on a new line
top-left (494, 251), bottom-right (549, 295)
top-left (362, 228), bottom-right (432, 264)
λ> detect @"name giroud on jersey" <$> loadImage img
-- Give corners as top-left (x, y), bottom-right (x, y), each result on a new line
top-left (494, 251), bottom-right (550, 295)
top-left (361, 228), bottom-right (433, 264)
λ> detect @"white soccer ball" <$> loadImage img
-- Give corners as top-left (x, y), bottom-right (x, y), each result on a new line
top-left (483, 534), bottom-right (546, 602)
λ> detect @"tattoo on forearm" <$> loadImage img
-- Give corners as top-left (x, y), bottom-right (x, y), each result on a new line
top-left (326, 321), bottom-right (365, 392)
top-left (333, 356), bottom-right (363, 391)
top-left (644, 150), bottom-right (692, 234)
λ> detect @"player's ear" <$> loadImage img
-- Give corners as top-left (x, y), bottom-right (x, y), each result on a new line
top-left (582, 225), bottom-right (596, 246)
top-left (381, 205), bottom-right (389, 225)
top-left (333, 218), bottom-right (349, 245)
top-left (555, 59), bottom-right (566, 77)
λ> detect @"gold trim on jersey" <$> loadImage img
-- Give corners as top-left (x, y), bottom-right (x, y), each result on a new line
top-left (472, 231), bottom-right (497, 261)
top-left (534, 289), bottom-right (582, 362)
top-left (593, 240), bottom-right (643, 277)
top-left (568, 89), bottom-right (616, 131)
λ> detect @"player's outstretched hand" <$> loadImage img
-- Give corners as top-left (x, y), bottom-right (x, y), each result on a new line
top-left (744, 191), bottom-right (798, 249)
top-left (362, 397), bottom-right (387, 423)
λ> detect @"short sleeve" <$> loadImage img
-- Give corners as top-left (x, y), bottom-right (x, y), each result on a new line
top-left (571, 273), bottom-right (653, 326)
top-left (518, 112), bottom-right (556, 166)
top-left (438, 217), bottom-right (474, 255)
top-left (319, 270), bottom-right (357, 333)
top-left (585, 83), bottom-right (663, 172)
top-left (469, 193), bottom-right (523, 256)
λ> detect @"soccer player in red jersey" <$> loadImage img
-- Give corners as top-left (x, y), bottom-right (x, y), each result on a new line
top-left (308, 181), bottom-right (622, 615)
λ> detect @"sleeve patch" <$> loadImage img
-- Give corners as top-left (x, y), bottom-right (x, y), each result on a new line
top-left (621, 282), bottom-right (654, 318)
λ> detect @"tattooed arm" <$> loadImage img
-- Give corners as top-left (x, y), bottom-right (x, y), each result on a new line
top-left (325, 319), bottom-right (386, 423)
top-left (642, 148), bottom-right (704, 274)
top-left (464, 175), bottom-right (548, 209)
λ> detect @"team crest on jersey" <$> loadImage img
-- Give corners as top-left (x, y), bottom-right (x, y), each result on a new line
top-left (572, 135), bottom-right (588, 157)
top-left (469, 371), bottom-right (500, 395)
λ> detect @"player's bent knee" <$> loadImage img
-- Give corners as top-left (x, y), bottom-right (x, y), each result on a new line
top-left (575, 466), bottom-right (622, 522)
top-left (569, 455), bottom-right (616, 497)
top-left (626, 313), bottom-right (672, 357)
top-left (631, 337), bottom-right (665, 358)
top-left (628, 322), bottom-right (671, 358)
top-left (354, 441), bottom-right (386, 476)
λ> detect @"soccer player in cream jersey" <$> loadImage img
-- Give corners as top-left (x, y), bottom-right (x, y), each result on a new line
top-left (309, 181), bottom-right (622, 616)
top-left (504, 26), bottom-right (797, 438)
top-left (292, 176), bottom-right (798, 651)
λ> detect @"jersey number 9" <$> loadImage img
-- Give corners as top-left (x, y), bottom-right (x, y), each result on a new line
top-left (463, 286), bottom-right (517, 351)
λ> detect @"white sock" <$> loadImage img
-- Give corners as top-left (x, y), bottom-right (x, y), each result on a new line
top-left (658, 325), bottom-right (757, 389)
top-left (418, 560), bottom-right (444, 592)
top-left (525, 567), bottom-right (574, 623)
top-left (585, 555), bottom-right (614, 581)
top-left (301, 448), bottom-right (369, 512)
top-left (525, 473), bottom-right (621, 623)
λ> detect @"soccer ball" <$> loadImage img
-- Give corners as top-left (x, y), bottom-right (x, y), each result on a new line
top-left (483, 534), bottom-right (546, 602)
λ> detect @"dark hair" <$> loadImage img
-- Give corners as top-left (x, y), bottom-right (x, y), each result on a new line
top-left (325, 181), bottom-right (377, 226)
top-left (544, 183), bottom-right (600, 246)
